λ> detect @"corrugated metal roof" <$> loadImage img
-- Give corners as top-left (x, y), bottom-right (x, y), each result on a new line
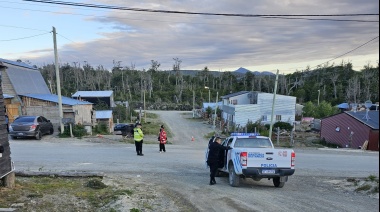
top-left (95, 110), bottom-right (113, 119)
top-left (345, 111), bottom-right (379, 130)
top-left (72, 91), bottom-right (113, 98)
top-left (221, 91), bottom-right (250, 99)
top-left (3, 94), bottom-right (14, 99)
top-left (20, 94), bottom-right (92, 106)
top-left (0, 58), bottom-right (38, 70)
top-left (4, 61), bottom-right (50, 95)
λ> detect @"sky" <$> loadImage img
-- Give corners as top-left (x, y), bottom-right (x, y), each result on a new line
top-left (0, 0), bottom-right (379, 74)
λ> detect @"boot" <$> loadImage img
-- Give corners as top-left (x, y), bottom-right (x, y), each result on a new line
top-left (209, 178), bottom-right (215, 185)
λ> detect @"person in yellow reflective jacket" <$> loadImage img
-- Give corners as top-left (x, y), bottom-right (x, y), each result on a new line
top-left (134, 123), bottom-right (144, 156)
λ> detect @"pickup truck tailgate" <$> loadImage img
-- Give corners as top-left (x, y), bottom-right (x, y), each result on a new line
top-left (246, 148), bottom-right (293, 168)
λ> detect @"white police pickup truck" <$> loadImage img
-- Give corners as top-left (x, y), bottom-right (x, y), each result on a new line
top-left (212, 133), bottom-right (295, 188)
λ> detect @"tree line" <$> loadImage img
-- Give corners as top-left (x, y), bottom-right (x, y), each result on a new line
top-left (38, 59), bottom-right (379, 114)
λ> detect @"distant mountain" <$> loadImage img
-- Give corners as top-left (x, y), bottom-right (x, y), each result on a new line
top-left (253, 71), bottom-right (275, 76)
top-left (234, 67), bottom-right (275, 76)
top-left (234, 67), bottom-right (251, 74)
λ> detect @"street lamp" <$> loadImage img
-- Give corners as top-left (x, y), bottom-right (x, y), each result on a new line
top-left (317, 89), bottom-right (320, 105)
top-left (205, 86), bottom-right (210, 103)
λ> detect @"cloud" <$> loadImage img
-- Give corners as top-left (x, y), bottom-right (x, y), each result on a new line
top-left (27, 0), bottom-right (379, 71)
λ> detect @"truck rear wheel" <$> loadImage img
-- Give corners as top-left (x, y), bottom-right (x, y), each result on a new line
top-left (273, 177), bottom-right (285, 188)
top-left (228, 164), bottom-right (240, 187)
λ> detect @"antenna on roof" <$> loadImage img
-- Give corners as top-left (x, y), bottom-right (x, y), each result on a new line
top-left (363, 100), bottom-right (372, 121)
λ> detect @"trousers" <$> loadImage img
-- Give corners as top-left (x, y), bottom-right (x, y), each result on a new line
top-left (208, 161), bottom-right (218, 182)
top-left (159, 143), bottom-right (166, 152)
top-left (135, 140), bottom-right (143, 154)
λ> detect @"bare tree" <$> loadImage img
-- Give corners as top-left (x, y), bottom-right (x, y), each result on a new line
top-left (362, 62), bottom-right (375, 101)
top-left (287, 77), bottom-right (303, 96)
top-left (346, 75), bottom-right (360, 103)
top-left (330, 68), bottom-right (340, 99)
top-left (173, 58), bottom-right (183, 103)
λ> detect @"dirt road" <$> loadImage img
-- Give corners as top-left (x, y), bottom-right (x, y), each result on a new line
top-left (9, 111), bottom-right (379, 212)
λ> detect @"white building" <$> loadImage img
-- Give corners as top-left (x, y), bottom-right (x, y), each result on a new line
top-left (221, 91), bottom-right (296, 127)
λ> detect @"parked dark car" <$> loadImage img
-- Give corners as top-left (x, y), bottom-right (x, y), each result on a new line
top-left (114, 123), bottom-right (134, 137)
top-left (9, 116), bottom-right (54, 140)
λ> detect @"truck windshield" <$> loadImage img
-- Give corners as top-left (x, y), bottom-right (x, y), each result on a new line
top-left (234, 138), bottom-right (272, 148)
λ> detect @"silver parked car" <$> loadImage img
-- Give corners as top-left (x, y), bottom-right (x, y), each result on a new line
top-left (9, 116), bottom-right (54, 140)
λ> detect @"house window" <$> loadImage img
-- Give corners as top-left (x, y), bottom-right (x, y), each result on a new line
top-left (232, 100), bottom-right (238, 105)
top-left (261, 115), bottom-right (267, 121)
top-left (276, 115), bottom-right (282, 121)
top-left (248, 92), bottom-right (258, 104)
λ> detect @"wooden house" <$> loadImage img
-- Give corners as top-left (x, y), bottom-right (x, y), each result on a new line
top-left (321, 111), bottom-right (379, 151)
top-left (95, 110), bottom-right (114, 133)
top-left (0, 58), bottom-right (94, 130)
top-left (0, 82), bottom-right (14, 187)
top-left (20, 94), bottom-right (93, 130)
top-left (0, 58), bottom-right (49, 122)
top-left (72, 91), bottom-right (115, 109)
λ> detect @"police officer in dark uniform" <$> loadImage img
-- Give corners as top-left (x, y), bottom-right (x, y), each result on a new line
top-left (207, 137), bottom-right (232, 185)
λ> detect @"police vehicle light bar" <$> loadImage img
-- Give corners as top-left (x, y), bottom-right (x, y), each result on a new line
top-left (231, 133), bottom-right (260, 136)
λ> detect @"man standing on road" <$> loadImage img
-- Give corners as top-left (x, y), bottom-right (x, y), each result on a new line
top-left (134, 123), bottom-right (144, 156)
top-left (207, 137), bottom-right (231, 185)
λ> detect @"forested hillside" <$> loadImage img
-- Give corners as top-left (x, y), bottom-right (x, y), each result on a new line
top-left (38, 59), bottom-right (379, 110)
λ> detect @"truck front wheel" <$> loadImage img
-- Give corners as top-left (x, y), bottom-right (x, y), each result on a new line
top-left (228, 164), bottom-right (240, 187)
top-left (273, 177), bottom-right (285, 188)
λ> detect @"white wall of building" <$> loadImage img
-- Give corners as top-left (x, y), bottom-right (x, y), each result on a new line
top-left (222, 92), bottom-right (296, 127)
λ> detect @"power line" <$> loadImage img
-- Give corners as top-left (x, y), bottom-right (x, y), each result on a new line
top-left (56, 33), bottom-right (77, 44)
top-left (261, 16), bottom-right (378, 23)
top-left (0, 24), bottom-right (50, 32)
top-left (312, 36), bottom-right (379, 69)
top-left (4, 1), bottom-right (379, 24)
top-left (3, 6), bottom-right (378, 28)
top-left (23, 0), bottom-right (379, 19)
top-left (0, 32), bottom-right (51, 42)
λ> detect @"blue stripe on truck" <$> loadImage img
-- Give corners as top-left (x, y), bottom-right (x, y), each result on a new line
top-left (233, 154), bottom-right (243, 174)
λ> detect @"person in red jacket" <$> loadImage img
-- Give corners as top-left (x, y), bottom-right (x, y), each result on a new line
top-left (159, 125), bottom-right (167, 153)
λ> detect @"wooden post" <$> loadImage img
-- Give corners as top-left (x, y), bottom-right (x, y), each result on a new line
top-left (2, 172), bottom-right (15, 188)
top-left (277, 127), bottom-right (280, 146)
top-left (70, 123), bottom-right (74, 137)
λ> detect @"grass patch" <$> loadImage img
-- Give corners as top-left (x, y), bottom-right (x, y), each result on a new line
top-left (355, 184), bottom-right (372, 192)
top-left (312, 139), bottom-right (340, 148)
top-left (146, 113), bottom-right (159, 119)
top-left (204, 131), bottom-right (217, 139)
top-left (366, 175), bottom-right (378, 182)
top-left (0, 177), bottom-right (132, 211)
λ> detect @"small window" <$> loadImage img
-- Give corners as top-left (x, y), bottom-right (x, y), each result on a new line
top-left (262, 115), bottom-right (268, 121)
top-left (276, 115), bottom-right (282, 121)
top-left (232, 100), bottom-right (238, 105)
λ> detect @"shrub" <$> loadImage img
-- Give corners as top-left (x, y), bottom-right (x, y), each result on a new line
top-left (273, 122), bottom-right (293, 131)
top-left (59, 124), bottom-right (87, 138)
top-left (72, 124), bottom-right (87, 137)
top-left (366, 175), bottom-right (378, 182)
top-left (245, 120), bottom-right (269, 135)
top-left (355, 184), bottom-right (371, 192)
top-left (93, 123), bottom-right (109, 134)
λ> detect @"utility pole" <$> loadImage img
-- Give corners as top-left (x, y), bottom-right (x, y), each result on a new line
top-left (192, 90), bottom-right (195, 118)
top-left (212, 92), bottom-right (219, 129)
top-left (143, 89), bottom-right (146, 123)
top-left (53, 27), bottom-right (64, 134)
top-left (269, 69), bottom-right (279, 140)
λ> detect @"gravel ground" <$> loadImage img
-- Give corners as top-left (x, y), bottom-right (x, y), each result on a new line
top-left (6, 110), bottom-right (379, 212)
